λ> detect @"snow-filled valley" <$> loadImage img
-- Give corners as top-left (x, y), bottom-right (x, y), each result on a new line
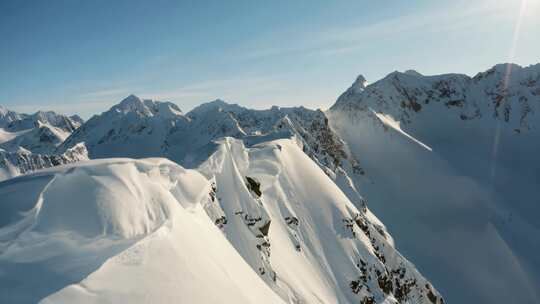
top-left (1, 63), bottom-right (539, 304)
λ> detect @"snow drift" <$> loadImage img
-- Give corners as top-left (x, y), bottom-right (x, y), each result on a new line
top-left (0, 158), bottom-right (284, 304)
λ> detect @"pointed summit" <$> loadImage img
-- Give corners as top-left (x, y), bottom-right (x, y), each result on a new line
top-left (187, 98), bottom-right (245, 118)
top-left (332, 74), bottom-right (368, 109)
top-left (404, 69), bottom-right (423, 77)
top-left (351, 74), bottom-right (368, 93)
top-left (111, 94), bottom-right (156, 117)
top-left (117, 94), bottom-right (144, 108)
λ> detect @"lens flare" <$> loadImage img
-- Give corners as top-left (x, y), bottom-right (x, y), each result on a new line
top-left (490, 0), bottom-right (529, 181)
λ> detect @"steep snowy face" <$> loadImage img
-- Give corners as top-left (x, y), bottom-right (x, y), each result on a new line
top-left (0, 158), bottom-right (285, 304)
top-left (198, 138), bottom-right (443, 304)
top-left (328, 63), bottom-right (540, 304)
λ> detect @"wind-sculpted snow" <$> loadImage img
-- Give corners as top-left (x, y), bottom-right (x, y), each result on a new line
top-left (329, 63), bottom-right (540, 304)
top-left (0, 158), bottom-right (284, 304)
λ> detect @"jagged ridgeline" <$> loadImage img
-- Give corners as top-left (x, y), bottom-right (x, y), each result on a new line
top-left (0, 94), bottom-right (442, 303)
top-left (2, 63), bottom-right (539, 303)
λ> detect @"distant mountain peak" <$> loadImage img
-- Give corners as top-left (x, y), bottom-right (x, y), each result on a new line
top-left (351, 74), bottom-right (368, 92)
top-left (114, 94), bottom-right (148, 114)
top-left (490, 62), bottom-right (522, 72)
top-left (111, 94), bottom-right (184, 118)
top-left (188, 98), bottom-right (245, 118)
top-left (404, 69), bottom-right (423, 77)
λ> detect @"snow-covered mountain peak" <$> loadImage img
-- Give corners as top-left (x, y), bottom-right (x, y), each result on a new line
top-left (328, 62), bottom-right (540, 304)
top-left (188, 98), bottom-right (246, 118)
top-left (352, 74), bottom-right (368, 92)
top-left (490, 62), bottom-right (522, 73)
top-left (404, 69), bottom-right (423, 77)
top-left (334, 74), bottom-right (369, 107)
top-left (0, 105), bottom-right (23, 128)
top-left (473, 62), bottom-right (540, 83)
top-left (114, 94), bottom-right (151, 115)
top-left (0, 107), bottom-right (84, 156)
top-left (69, 114), bottom-right (84, 125)
top-left (331, 63), bottom-right (540, 132)
top-left (111, 94), bottom-right (183, 119)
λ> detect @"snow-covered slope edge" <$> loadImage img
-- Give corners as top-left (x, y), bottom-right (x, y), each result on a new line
top-left (0, 158), bottom-right (285, 304)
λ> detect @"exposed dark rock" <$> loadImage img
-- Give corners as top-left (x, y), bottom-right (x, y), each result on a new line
top-left (245, 176), bottom-right (262, 197)
top-left (259, 220), bottom-right (271, 236)
top-left (214, 216), bottom-right (227, 228)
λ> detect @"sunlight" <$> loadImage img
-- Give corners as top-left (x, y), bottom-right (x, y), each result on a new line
top-left (490, 0), bottom-right (530, 181)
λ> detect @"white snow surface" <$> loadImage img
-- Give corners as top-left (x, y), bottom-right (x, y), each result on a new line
top-left (6, 62), bottom-right (538, 304)
top-left (329, 63), bottom-right (540, 304)
top-left (0, 157), bottom-right (284, 304)
top-left (370, 109), bottom-right (432, 151)
top-left (0, 139), bottom-right (442, 304)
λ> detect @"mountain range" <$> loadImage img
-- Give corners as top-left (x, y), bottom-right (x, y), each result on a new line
top-left (1, 62), bottom-right (539, 304)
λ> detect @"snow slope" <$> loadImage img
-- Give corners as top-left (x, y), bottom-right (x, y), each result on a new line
top-left (328, 63), bottom-right (540, 304)
top-left (0, 158), bottom-right (285, 304)
top-left (0, 138), bottom-right (443, 304)
top-left (198, 138), bottom-right (442, 304)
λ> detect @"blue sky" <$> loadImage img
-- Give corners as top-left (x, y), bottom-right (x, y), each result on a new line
top-left (1, 0), bottom-right (539, 118)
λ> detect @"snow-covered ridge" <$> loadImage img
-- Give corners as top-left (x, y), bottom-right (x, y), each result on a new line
top-left (332, 63), bottom-right (540, 132)
top-left (60, 95), bottom-right (366, 205)
top-left (328, 63), bottom-right (540, 303)
top-left (4, 61), bottom-right (539, 303)
top-left (112, 94), bottom-right (184, 118)
top-left (0, 157), bottom-right (284, 304)
top-left (0, 139), bottom-right (443, 304)
top-left (198, 138), bottom-right (442, 304)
